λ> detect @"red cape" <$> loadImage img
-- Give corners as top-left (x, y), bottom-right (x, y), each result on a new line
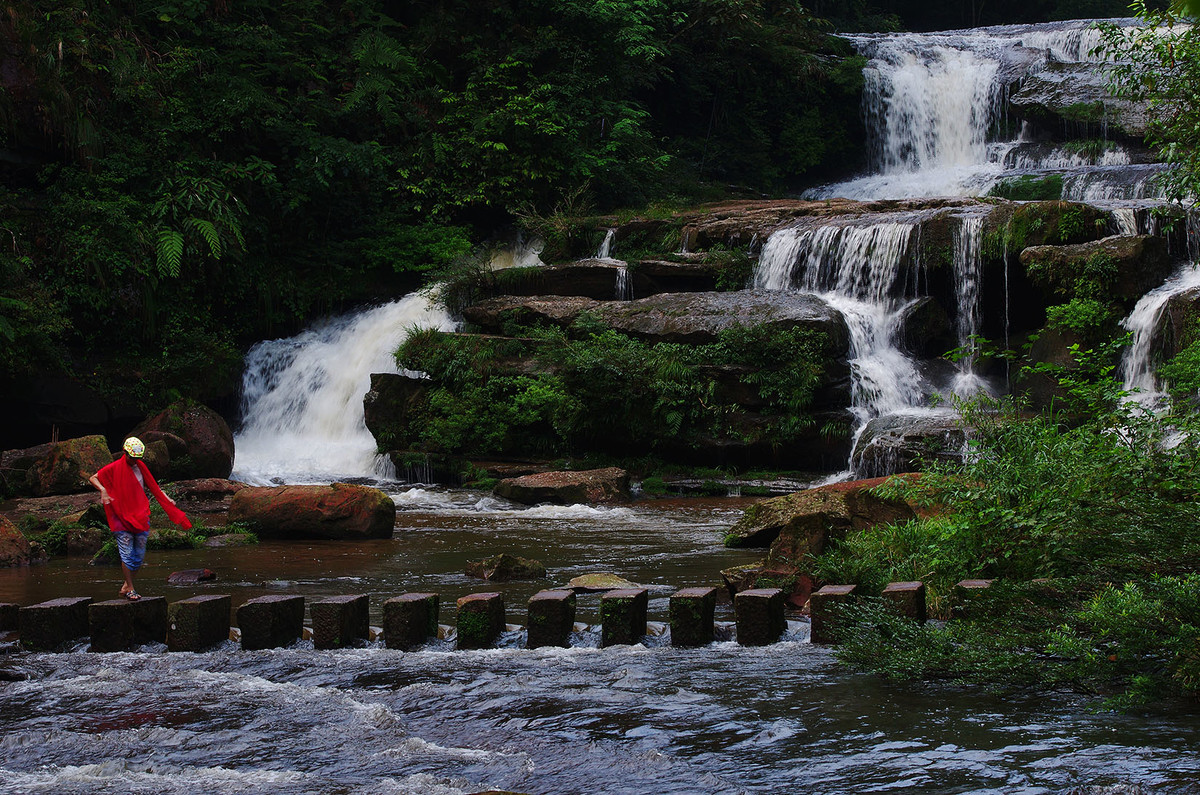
top-left (95, 457), bottom-right (191, 532)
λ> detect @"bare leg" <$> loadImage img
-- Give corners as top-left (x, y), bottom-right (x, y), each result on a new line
top-left (120, 563), bottom-right (135, 595)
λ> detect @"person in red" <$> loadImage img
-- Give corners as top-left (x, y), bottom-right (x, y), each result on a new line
top-left (88, 437), bottom-right (191, 600)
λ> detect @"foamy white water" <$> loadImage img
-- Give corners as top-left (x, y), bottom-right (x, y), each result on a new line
top-left (233, 290), bottom-right (456, 485)
top-left (1120, 263), bottom-right (1200, 412)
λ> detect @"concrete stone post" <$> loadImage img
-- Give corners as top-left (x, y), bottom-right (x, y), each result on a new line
top-left (238, 594), bottom-right (305, 650)
top-left (457, 592), bottom-right (505, 650)
top-left (311, 594), bottom-right (370, 650)
top-left (168, 594), bottom-right (231, 651)
top-left (527, 589), bottom-right (576, 649)
top-left (383, 593), bottom-right (440, 650)
top-left (19, 597), bottom-right (92, 651)
top-left (882, 581), bottom-right (926, 623)
top-left (810, 584), bottom-right (857, 644)
top-left (600, 588), bottom-right (648, 647)
top-left (734, 588), bottom-right (785, 646)
top-left (89, 597), bottom-right (168, 652)
top-left (0, 603), bottom-right (18, 632)
top-left (952, 578), bottom-right (995, 619)
top-left (669, 587), bottom-right (717, 647)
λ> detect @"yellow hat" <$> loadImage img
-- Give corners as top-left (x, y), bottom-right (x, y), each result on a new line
top-left (123, 437), bottom-right (145, 458)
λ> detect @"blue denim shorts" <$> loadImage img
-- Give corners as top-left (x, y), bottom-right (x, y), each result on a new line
top-left (114, 531), bottom-right (148, 571)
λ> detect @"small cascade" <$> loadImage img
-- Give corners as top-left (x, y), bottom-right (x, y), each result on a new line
top-left (615, 264), bottom-right (633, 300)
top-left (1110, 207), bottom-right (1140, 236)
top-left (596, 228), bottom-right (616, 259)
top-left (233, 291), bottom-right (456, 485)
top-left (1120, 264), bottom-right (1200, 412)
top-left (951, 214), bottom-right (988, 396)
top-left (754, 218), bottom-right (928, 456)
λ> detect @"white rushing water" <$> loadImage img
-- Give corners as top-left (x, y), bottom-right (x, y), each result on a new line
top-left (1120, 263), bottom-right (1200, 412)
top-left (232, 290), bottom-right (456, 485)
top-left (805, 19), bottom-right (1151, 201)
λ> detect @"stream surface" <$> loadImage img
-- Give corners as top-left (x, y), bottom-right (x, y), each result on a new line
top-left (3, 489), bottom-right (1200, 794)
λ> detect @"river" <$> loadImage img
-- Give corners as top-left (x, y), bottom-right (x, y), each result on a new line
top-left (4, 489), bottom-right (1200, 794)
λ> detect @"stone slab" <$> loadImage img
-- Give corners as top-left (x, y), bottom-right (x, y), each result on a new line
top-left (383, 593), bottom-right (440, 650)
top-left (237, 594), bottom-right (305, 650)
top-left (669, 587), bottom-right (717, 648)
top-left (882, 581), bottom-right (926, 623)
top-left (457, 592), bottom-right (505, 650)
top-left (600, 588), bottom-right (648, 647)
top-left (527, 589), bottom-right (576, 649)
top-left (19, 597), bottom-right (92, 651)
top-left (734, 588), bottom-right (785, 646)
top-left (810, 584), bottom-right (857, 644)
top-left (168, 594), bottom-right (232, 651)
top-left (89, 597), bottom-right (169, 652)
top-left (311, 594), bottom-right (370, 649)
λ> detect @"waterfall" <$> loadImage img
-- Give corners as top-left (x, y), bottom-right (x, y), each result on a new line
top-left (615, 264), bottom-right (633, 300)
top-left (754, 219), bottom-right (926, 435)
top-left (232, 290), bottom-right (457, 485)
top-left (804, 19), bottom-right (1142, 201)
top-left (951, 214), bottom-right (988, 396)
top-left (1119, 264), bottom-right (1200, 412)
top-left (597, 228), bottom-right (616, 259)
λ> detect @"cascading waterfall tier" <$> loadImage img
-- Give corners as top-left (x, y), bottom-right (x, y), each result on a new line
top-left (805, 19), bottom-right (1153, 201)
top-left (233, 291), bottom-right (456, 485)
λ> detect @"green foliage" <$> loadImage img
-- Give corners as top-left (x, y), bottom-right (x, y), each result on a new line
top-left (393, 322), bottom-right (828, 459)
top-left (988, 174), bottom-right (1063, 201)
top-left (815, 351), bottom-right (1200, 704)
top-left (1100, 3), bottom-right (1200, 204)
top-left (1043, 298), bottom-right (1120, 342)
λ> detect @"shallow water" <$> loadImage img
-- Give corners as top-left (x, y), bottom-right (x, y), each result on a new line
top-left (3, 489), bottom-right (1200, 794)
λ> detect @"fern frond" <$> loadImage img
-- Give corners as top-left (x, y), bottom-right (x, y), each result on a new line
top-left (185, 217), bottom-right (223, 259)
top-left (156, 229), bottom-right (185, 278)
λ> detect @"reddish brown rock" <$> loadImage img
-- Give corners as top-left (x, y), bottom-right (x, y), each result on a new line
top-left (0, 516), bottom-right (38, 567)
top-left (24, 435), bottom-right (113, 497)
top-left (228, 483), bottom-right (396, 540)
top-left (493, 467), bottom-right (630, 505)
top-left (134, 402), bottom-right (235, 479)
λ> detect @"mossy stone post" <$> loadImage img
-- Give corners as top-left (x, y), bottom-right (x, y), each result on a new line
top-left (88, 597), bottom-right (168, 652)
top-left (952, 579), bottom-right (995, 619)
top-left (600, 588), bottom-right (648, 647)
top-left (238, 594), bottom-right (305, 650)
top-left (734, 588), bottom-right (785, 646)
top-left (383, 593), bottom-right (440, 650)
top-left (0, 603), bottom-right (18, 632)
top-left (882, 581), bottom-right (926, 623)
top-left (19, 597), bottom-right (92, 651)
top-left (311, 594), bottom-right (370, 650)
top-left (810, 584), bottom-right (857, 644)
top-left (168, 594), bottom-right (231, 651)
top-left (527, 589), bottom-right (576, 649)
top-left (669, 587), bottom-right (717, 648)
top-left (457, 592), bottom-right (505, 650)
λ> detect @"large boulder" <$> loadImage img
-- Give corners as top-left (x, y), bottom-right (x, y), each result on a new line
top-left (850, 411), bottom-right (967, 478)
top-left (724, 476), bottom-right (917, 557)
top-left (494, 467), bottom-right (630, 505)
top-left (1008, 61), bottom-right (1151, 141)
top-left (228, 484), bottom-right (396, 540)
top-left (0, 516), bottom-right (37, 567)
top-left (1019, 235), bottom-right (1173, 306)
top-left (461, 295), bottom-right (601, 333)
top-left (592, 290), bottom-right (850, 349)
top-left (23, 435), bottom-right (113, 497)
top-left (134, 401), bottom-right (235, 479)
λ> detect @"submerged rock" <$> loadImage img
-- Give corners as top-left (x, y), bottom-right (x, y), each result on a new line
top-left (167, 568), bottom-right (216, 584)
top-left (567, 573), bottom-right (641, 592)
top-left (493, 467), bottom-right (630, 505)
top-left (465, 553), bottom-right (547, 581)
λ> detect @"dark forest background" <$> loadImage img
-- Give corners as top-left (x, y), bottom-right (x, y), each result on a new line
top-left (0, 0), bottom-right (1147, 446)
